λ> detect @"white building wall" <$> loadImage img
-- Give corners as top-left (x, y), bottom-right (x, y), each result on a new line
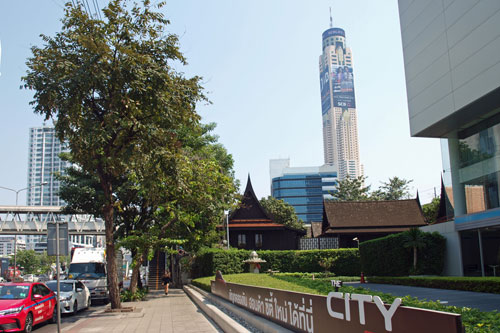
top-left (399, 0), bottom-right (500, 137)
top-left (420, 221), bottom-right (463, 276)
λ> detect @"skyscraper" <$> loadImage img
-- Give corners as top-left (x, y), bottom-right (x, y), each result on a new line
top-left (26, 126), bottom-right (70, 249)
top-left (319, 19), bottom-right (362, 180)
top-left (26, 126), bottom-right (69, 206)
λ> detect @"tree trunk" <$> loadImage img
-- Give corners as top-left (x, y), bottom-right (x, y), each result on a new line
top-left (103, 197), bottom-right (121, 309)
top-left (413, 246), bottom-right (418, 271)
top-left (129, 251), bottom-right (143, 294)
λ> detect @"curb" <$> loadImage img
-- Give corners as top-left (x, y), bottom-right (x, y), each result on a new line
top-left (184, 284), bottom-right (249, 333)
top-left (185, 284), bottom-right (293, 333)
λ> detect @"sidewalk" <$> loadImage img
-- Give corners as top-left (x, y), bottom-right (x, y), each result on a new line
top-left (62, 289), bottom-right (223, 333)
top-left (348, 283), bottom-right (500, 312)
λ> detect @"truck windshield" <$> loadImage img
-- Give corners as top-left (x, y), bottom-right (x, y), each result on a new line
top-left (68, 263), bottom-right (106, 279)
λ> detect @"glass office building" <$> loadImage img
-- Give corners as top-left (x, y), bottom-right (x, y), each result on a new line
top-left (270, 159), bottom-right (337, 225)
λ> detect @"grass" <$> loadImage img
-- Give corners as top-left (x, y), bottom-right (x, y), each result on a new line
top-left (192, 273), bottom-right (500, 332)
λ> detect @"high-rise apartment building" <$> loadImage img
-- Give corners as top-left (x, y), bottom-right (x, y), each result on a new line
top-left (27, 126), bottom-right (69, 206)
top-left (26, 126), bottom-right (70, 249)
top-left (319, 21), bottom-right (362, 180)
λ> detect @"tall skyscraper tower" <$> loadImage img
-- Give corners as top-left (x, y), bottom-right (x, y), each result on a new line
top-left (319, 16), bottom-right (362, 180)
top-left (27, 126), bottom-right (70, 206)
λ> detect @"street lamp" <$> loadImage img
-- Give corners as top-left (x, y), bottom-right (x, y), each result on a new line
top-left (0, 182), bottom-right (48, 278)
top-left (224, 210), bottom-right (230, 249)
top-left (353, 237), bottom-right (359, 249)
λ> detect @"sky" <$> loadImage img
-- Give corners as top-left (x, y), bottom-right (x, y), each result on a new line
top-left (0, 0), bottom-right (444, 206)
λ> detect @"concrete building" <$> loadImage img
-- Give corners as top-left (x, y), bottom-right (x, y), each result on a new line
top-left (319, 20), bottom-right (362, 180)
top-left (270, 159), bottom-right (337, 226)
top-left (399, 0), bottom-right (500, 276)
top-left (0, 236), bottom-right (25, 257)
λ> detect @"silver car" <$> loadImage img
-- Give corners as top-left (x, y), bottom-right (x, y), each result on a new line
top-left (45, 280), bottom-right (91, 314)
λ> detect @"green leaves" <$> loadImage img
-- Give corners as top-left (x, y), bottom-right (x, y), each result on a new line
top-left (260, 196), bottom-right (305, 230)
top-left (330, 176), bottom-right (413, 201)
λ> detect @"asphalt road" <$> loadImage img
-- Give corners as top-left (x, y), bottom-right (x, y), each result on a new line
top-left (31, 302), bottom-right (107, 333)
top-left (348, 283), bottom-right (500, 312)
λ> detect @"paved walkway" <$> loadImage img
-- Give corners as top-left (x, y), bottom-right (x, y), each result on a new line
top-left (348, 283), bottom-right (500, 312)
top-left (62, 289), bottom-right (223, 333)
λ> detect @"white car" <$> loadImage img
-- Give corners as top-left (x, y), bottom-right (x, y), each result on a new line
top-left (45, 280), bottom-right (91, 314)
top-left (22, 274), bottom-right (38, 282)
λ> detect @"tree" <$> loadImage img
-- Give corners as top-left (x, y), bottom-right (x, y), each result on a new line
top-left (422, 197), bottom-right (440, 224)
top-left (260, 196), bottom-right (305, 230)
top-left (375, 177), bottom-right (413, 200)
top-left (330, 176), bottom-right (371, 201)
top-left (23, 0), bottom-right (207, 308)
top-left (12, 250), bottom-right (39, 274)
top-left (402, 228), bottom-right (427, 273)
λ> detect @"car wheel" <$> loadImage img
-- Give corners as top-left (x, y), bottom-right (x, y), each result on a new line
top-left (24, 313), bottom-right (33, 333)
top-left (49, 306), bottom-right (57, 324)
top-left (73, 300), bottom-right (78, 315)
top-left (87, 297), bottom-right (91, 309)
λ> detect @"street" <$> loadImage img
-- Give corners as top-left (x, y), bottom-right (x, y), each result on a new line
top-left (31, 301), bottom-right (107, 333)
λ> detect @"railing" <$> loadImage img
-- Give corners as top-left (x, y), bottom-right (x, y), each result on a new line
top-left (0, 206), bottom-right (105, 235)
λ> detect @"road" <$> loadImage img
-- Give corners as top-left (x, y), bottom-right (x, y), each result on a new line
top-left (31, 302), bottom-right (107, 333)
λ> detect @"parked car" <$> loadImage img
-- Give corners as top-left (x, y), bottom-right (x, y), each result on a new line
top-left (36, 275), bottom-right (49, 283)
top-left (45, 280), bottom-right (90, 314)
top-left (0, 282), bottom-right (56, 332)
top-left (21, 275), bottom-right (38, 283)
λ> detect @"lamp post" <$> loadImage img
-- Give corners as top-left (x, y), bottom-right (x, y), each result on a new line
top-left (224, 210), bottom-right (230, 249)
top-left (353, 237), bottom-right (359, 249)
top-left (0, 182), bottom-right (48, 278)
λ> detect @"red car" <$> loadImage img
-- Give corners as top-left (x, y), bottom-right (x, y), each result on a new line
top-left (0, 283), bottom-right (56, 332)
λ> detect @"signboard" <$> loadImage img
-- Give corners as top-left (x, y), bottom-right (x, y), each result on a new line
top-left (211, 280), bottom-right (463, 333)
top-left (47, 222), bottom-right (69, 256)
top-left (320, 67), bottom-right (331, 114)
top-left (332, 64), bottom-right (355, 109)
top-left (322, 28), bottom-right (346, 39)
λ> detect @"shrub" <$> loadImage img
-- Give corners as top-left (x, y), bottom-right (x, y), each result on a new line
top-left (120, 287), bottom-right (148, 302)
top-left (360, 230), bottom-right (445, 276)
top-left (190, 248), bottom-right (360, 278)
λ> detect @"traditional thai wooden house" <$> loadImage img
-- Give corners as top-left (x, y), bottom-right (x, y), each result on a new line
top-left (321, 198), bottom-right (427, 247)
top-left (228, 176), bottom-right (305, 250)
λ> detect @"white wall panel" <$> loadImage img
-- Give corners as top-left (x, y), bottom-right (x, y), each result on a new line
top-left (406, 52), bottom-right (450, 101)
top-left (453, 59), bottom-right (500, 111)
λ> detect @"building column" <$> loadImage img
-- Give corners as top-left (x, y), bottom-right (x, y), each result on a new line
top-left (448, 136), bottom-right (467, 216)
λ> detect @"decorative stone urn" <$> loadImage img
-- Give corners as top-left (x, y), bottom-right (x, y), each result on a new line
top-left (243, 251), bottom-right (267, 273)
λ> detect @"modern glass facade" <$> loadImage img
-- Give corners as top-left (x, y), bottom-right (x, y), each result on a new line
top-left (271, 172), bottom-right (337, 225)
top-left (457, 121), bottom-right (500, 212)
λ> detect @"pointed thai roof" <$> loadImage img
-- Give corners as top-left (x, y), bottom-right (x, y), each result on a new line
top-left (436, 176), bottom-right (454, 223)
top-left (230, 175), bottom-right (273, 221)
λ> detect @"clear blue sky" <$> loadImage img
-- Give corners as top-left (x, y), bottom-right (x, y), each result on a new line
top-left (0, 0), bottom-right (443, 206)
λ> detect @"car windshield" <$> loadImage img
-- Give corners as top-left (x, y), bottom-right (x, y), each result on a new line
top-left (0, 285), bottom-right (30, 300)
top-left (45, 282), bottom-right (73, 293)
top-left (68, 263), bottom-right (106, 279)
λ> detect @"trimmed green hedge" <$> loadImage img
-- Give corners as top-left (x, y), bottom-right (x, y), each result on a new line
top-left (360, 230), bottom-right (446, 276)
top-left (191, 248), bottom-right (360, 278)
top-left (368, 276), bottom-right (500, 294)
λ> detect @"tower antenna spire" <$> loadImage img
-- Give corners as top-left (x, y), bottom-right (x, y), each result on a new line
top-left (329, 7), bottom-right (333, 28)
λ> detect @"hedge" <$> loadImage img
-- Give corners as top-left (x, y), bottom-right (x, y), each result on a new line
top-left (360, 230), bottom-right (446, 276)
top-left (190, 248), bottom-right (360, 278)
top-left (368, 276), bottom-right (500, 294)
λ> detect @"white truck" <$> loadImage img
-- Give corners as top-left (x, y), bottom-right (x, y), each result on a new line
top-left (68, 247), bottom-right (123, 304)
